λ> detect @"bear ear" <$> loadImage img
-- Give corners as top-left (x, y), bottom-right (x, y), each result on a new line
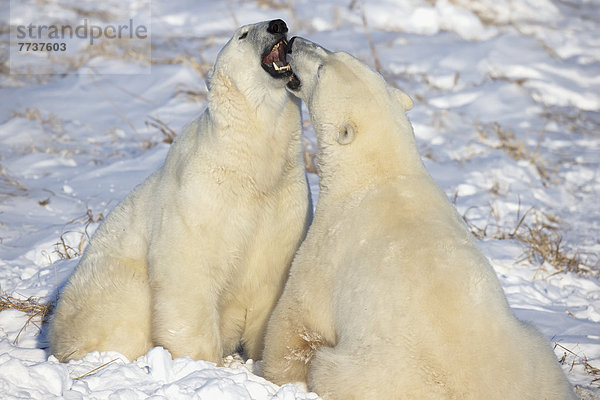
top-left (317, 63), bottom-right (325, 79)
top-left (389, 87), bottom-right (413, 111)
top-left (337, 123), bottom-right (356, 145)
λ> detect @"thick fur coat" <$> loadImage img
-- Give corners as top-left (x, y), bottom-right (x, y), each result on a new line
top-left (50, 21), bottom-right (312, 363)
top-left (262, 37), bottom-right (575, 400)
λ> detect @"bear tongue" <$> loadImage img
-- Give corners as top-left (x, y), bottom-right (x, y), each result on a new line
top-left (263, 48), bottom-right (280, 64)
top-left (263, 41), bottom-right (288, 65)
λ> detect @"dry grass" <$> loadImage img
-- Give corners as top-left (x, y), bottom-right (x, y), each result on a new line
top-left (541, 106), bottom-right (600, 139)
top-left (475, 121), bottom-right (556, 184)
top-left (87, 72), bottom-right (181, 152)
top-left (4, 15), bottom-right (149, 82)
top-left (519, 213), bottom-right (598, 277)
top-left (151, 54), bottom-right (211, 77)
top-left (477, 122), bottom-right (528, 161)
top-left (10, 108), bottom-right (63, 133)
top-left (361, 11), bottom-right (383, 75)
top-left (54, 207), bottom-right (104, 260)
top-left (4, 36), bottom-right (151, 78)
top-left (7, 108), bottom-right (77, 155)
top-left (555, 342), bottom-right (600, 389)
top-left (0, 293), bottom-right (51, 345)
top-left (462, 202), bottom-right (598, 276)
top-left (7, 107), bottom-right (94, 158)
top-left (359, 9), bottom-right (409, 93)
top-left (145, 116), bottom-right (178, 145)
top-left (462, 201), bottom-right (529, 242)
top-left (255, 0), bottom-right (293, 10)
top-left (303, 147), bottom-right (318, 174)
top-left (0, 163), bottom-right (29, 200)
top-left (62, 5), bottom-right (116, 21)
top-left (72, 359), bottom-right (120, 380)
top-left (173, 83), bottom-right (207, 104)
top-left (61, 37), bottom-right (150, 73)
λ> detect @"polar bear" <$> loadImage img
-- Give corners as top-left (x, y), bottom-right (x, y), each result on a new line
top-left (262, 37), bottom-right (576, 400)
top-left (49, 20), bottom-right (312, 364)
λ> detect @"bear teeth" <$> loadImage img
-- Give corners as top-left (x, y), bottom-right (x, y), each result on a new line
top-left (273, 62), bottom-right (291, 71)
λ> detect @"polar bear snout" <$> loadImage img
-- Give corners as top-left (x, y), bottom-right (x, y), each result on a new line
top-left (260, 20), bottom-right (293, 79)
top-left (285, 37), bottom-right (301, 90)
top-left (285, 37), bottom-right (331, 95)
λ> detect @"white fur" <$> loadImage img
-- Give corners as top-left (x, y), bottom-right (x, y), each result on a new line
top-left (49, 21), bottom-right (312, 363)
top-left (263, 38), bottom-right (576, 400)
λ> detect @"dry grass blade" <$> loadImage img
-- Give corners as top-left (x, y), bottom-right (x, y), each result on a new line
top-left (55, 232), bottom-right (86, 260)
top-left (0, 293), bottom-right (51, 345)
top-left (173, 84), bottom-right (207, 103)
top-left (303, 148), bottom-right (318, 174)
top-left (255, 0), bottom-right (292, 10)
top-left (73, 358), bottom-right (120, 380)
top-left (54, 208), bottom-right (104, 261)
top-left (555, 343), bottom-right (600, 388)
top-left (145, 116), bottom-right (177, 144)
top-left (461, 203), bottom-right (598, 276)
top-left (361, 10), bottom-right (383, 75)
top-left (10, 108), bottom-right (63, 132)
top-left (0, 163), bottom-right (30, 199)
top-left (475, 122), bottom-right (556, 184)
top-left (151, 54), bottom-right (211, 77)
top-left (519, 211), bottom-right (598, 277)
top-left (90, 71), bottom-right (140, 138)
top-left (359, 9), bottom-right (408, 92)
top-left (521, 227), bottom-right (577, 274)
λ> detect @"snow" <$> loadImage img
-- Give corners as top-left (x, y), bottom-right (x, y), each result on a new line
top-left (1, 0), bottom-right (599, 398)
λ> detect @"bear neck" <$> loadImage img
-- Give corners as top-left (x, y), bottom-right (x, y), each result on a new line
top-left (317, 121), bottom-right (426, 202)
top-left (204, 73), bottom-right (304, 192)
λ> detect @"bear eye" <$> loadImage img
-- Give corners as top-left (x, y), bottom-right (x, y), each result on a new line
top-left (238, 31), bottom-right (248, 40)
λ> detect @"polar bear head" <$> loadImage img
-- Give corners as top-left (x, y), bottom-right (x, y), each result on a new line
top-left (206, 20), bottom-right (294, 110)
top-left (285, 37), bottom-right (423, 191)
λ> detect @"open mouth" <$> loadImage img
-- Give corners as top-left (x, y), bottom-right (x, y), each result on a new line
top-left (261, 39), bottom-right (292, 78)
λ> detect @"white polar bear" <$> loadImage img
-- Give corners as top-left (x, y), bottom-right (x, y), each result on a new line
top-left (49, 20), bottom-right (312, 364)
top-left (262, 37), bottom-right (576, 400)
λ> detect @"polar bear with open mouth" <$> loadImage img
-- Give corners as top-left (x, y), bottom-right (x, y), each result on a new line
top-left (262, 37), bottom-right (576, 400)
top-left (50, 20), bottom-right (312, 364)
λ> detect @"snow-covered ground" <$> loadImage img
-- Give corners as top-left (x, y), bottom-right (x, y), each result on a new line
top-left (1, 0), bottom-right (599, 398)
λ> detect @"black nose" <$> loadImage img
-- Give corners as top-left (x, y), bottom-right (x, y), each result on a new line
top-left (267, 19), bottom-right (288, 34)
